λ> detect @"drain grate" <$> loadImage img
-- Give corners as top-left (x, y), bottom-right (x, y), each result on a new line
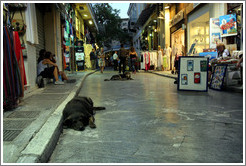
top-left (3, 119), bottom-right (34, 130)
top-left (3, 130), bottom-right (22, 141)
top-left (7, 111), bottom-right (40, 119)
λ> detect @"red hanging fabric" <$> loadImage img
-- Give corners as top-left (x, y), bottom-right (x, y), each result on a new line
top-left (13, 31), bottom-right (27, 97)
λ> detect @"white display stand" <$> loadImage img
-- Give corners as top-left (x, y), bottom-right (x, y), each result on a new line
top-left (178, 56), bottom-right (209, 92)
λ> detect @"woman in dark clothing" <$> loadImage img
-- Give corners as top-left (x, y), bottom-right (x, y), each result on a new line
top-left (129, 46), bottom-right (138, 74)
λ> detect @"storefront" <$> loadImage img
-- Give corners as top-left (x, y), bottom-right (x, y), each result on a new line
top-left (186, 3), bottom-right (243, 88)
top-left (170, 9), bottom-right (185, 71)
top-left (187, 4), bottom-right (210, 54)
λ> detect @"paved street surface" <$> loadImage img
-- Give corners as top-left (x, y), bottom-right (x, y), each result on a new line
top-left (3, 71), bottom-right (93, 163)
top-left (49, 70), bottom-right (243, 163)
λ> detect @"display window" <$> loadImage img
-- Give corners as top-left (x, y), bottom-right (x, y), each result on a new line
top-left (171, 28), bottom-right (185, 56)
top-left (171, 28), bottom-right (184, 70)
top-left (188, 12), bottom-right (209, 54)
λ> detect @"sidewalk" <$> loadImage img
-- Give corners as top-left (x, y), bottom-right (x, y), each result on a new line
top-left (3, 70), bottom-right (96, 163)
top-left (146, 70), bottom-right (178, 79)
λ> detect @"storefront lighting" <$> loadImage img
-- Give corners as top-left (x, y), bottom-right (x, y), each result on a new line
top-left (89, 20), bottom-right (93, 25)
top-left (165, 6), bottom-right (170, 9)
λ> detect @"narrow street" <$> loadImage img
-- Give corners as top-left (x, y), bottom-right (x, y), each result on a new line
top-left (49, 70), bottom-right (243, 163)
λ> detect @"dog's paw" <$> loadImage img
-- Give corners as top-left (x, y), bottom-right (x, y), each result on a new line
top-left (89, 123), bottom-right (97, 129)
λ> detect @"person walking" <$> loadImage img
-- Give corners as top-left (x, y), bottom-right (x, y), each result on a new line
top-left (129, 46), bottom-right (138, 74)
top-left (118, 44), bottom-right (127, 74)
top-left (90, 48), bottom-right (96, 69)
top-left (98, 48), bottom-right (105, 73)
top-left (113, 51), bottom-right (119, 71)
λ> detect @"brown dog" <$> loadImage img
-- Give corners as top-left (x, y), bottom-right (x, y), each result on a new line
top-left (63, 96), bottom-right (105, 131)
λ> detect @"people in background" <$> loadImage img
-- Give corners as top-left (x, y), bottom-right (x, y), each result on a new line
top-left (50, 53), bottom-right (68, 81)
top-left (113, 51), bottom-right (118, 71)
top-left (90, 48), bottom-right (97, 70)
top-left (236, 54), bottom-right (243, 85)
top-left (129, 46), bottom-right (138, 74)
top-left (216, 43), bottom-right (230, 59)
top-left (118, 44), bottom-right (127, 74)
top-left (38, 49), bottom-right (46, 64)
top-left (98, 48), bottom-right (105, 73)
top-left (37, 52), bottom-right (64, 85)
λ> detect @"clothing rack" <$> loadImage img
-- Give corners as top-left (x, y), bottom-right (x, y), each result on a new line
top-left (3, 25), bottom-right (26, 111)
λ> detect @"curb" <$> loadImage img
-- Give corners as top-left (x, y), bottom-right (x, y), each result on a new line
top-left (16, 71), bottom-right (96, 163)
top-left (147, 71), bottom-right (177, 79)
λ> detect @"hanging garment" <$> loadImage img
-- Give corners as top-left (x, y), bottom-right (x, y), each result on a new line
top-left (25, 4), bottom-right (38, 44)
top-left (3, 26), bottom-right (23, 110)
top-left (13, 31), bottom-right (27, 97)
top-left (153, 52), bottom-right (158, 69)
top-left (145, 52), bottom-right (150, 71)
top-left (157, 50), bottom-right (163, 69)
top-left (163, 55), bottom-right (168, 68)
top-left (165, 47), bottom-right (172, 70)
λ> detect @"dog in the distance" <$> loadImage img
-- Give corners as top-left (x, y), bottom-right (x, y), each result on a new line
top-left (104, 71), bottom-right (133, 81)
top-left (62, 96), bottom-right (105, 131)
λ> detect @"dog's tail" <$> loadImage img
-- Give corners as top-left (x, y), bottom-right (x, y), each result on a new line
top-left (94, 107), bottom-right (106, 110)
top-left (104, 79), bottom-right (110, 81)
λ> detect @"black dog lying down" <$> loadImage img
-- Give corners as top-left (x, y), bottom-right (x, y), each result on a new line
top-left (104, 72), bottom-right (133, 81)
top-left (63, 96), bottom-right (105, 131)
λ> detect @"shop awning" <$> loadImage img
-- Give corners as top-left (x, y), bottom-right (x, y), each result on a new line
top-left (135, 4), bottom-right (156, 27)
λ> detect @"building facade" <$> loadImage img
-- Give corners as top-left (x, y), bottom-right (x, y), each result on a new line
top-left (128, 3), bottom-right (243, 70)
top-left (3, 3), bottom-right (98, 109)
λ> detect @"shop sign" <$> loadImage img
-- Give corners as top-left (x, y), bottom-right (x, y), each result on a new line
top-left (219, 14), bottom-right (237, 37)
top-left (210, 18), bottom-right (221, 48)
top-left (75, 52), bottom-right (84, 61)
top-left (169, 10), bottom-right (184, 27)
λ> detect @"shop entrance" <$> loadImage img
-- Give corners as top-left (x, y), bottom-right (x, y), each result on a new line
top-left (171, 28), bottom-right (185, 71)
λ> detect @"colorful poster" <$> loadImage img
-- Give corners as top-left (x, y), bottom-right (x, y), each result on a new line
top-left (200, 60), bottom-right (207, 72)
top-left (194, 73), bottom-right (201, 84)
top-left (211, 33), bottom-right (221, 45)
top-left (199, 52), bottom-right (218, 62)
top-left (219, 14), bottom-right (237, 37)
top-left (187, 60), bottom-right (194, 71)
top-left (210, 18), bottom-right (221, 48)
top-left (210, 65), bottom-right (227, 90)
top-left (181, 74), bottom-right (188, 85)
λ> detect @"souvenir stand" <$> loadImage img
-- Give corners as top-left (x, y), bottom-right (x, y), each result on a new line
top-left (178, 56), bottom-right (209, 92)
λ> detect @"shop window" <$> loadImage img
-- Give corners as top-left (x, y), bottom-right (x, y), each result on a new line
top-left (188, 12), bottom-right (209, 53)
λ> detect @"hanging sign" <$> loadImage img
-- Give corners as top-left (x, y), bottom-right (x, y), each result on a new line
top-left (170, 10), bottom-right (184, 27)
top-left (210, 18), bottom-right (221, 48)
top-left (219, 14), bottom-right (237, 37)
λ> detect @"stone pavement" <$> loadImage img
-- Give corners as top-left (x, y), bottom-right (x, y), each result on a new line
top-left (2, 70), bottom-right (96, 163)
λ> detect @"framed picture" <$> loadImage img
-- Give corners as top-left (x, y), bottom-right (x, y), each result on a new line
top-left (200, 60), bottom-right (208, 72)
top-left (181, 74), bottom-right (188, 85)
top-left (187, 60), bottom-right (194, 71)
top-left (194, 73), bottom-right (201, 84)
top-left (219, 14), bottom-right (237, 37)
top-left (210, 64), bottom-right (227, 90)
